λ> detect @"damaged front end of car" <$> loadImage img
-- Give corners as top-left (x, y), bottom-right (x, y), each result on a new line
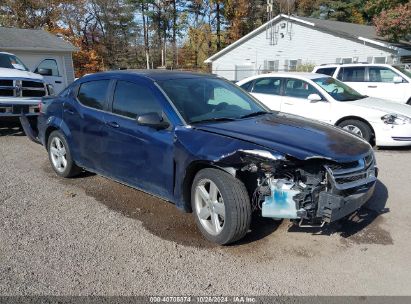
top-left (217, 149), bottom-right (377, 227)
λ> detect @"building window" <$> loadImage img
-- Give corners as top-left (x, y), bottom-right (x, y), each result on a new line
top-left (289, 60), bottom-right (298, 71)
top-left (373, 57), bottom-right (386, 64)
top-left (341, 58), bottom-right (353, 64)
top-left (267, 60), bottom-right (279, 72)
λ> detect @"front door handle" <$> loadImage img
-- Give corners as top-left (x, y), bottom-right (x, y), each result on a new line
top-left (55, 81), bottom-right (62, 84)
top-left (368, 85), bottom-right (378, 88)
top-left (106, 121), bottom-right (120, 128)
top-left (284, 102), bottom-right (294, 105)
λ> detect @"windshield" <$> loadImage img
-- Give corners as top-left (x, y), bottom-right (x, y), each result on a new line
top-left (393, 65), bottom-right (411, 78)
top-left (0, 53), bottom-right (29, 71)
top-left (157, 77), bottom-right (269, 124)
top-left (313, 77), bottom-right (366, 101)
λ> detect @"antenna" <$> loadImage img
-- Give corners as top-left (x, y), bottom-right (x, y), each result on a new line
top-left (266, 0), bottom-right (278, 45)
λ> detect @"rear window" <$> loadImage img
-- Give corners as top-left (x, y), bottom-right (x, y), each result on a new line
top-left (77, 80), bottom-right (110, 110)
top-left (337, 67), bottom-right (366, 82)
top-left (315, 67), bottom-right (336, 76)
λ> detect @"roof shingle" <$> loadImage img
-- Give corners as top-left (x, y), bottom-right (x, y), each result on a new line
top-left (0, 27), bottom-right (77, 52)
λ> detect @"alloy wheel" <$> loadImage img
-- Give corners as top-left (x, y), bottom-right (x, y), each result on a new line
top-left (342, 125), bottom-right (363, 138)
top-left (194, 179), bottom-right (226, 236)
top-left (50, 137), bottom-right (67, 173)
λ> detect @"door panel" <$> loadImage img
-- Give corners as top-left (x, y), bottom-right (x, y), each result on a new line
top-left (250, 77), bottom-right (283, 111)
top-left (367, 66), bottom-right (406, 103)
top-left (34, 58), bottom-right (65, 93)
top-left (64, 79), bottom-right (111, 170)
top-left (337, 67), bottom-right (368, 97)
top-left (101, 79), bottom-right (175, 199)
top-left (281, 78), bottom-right (332, 123)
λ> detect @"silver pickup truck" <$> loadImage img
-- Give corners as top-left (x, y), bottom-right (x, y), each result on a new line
top-left (0, 52), bottom-right (53, 126)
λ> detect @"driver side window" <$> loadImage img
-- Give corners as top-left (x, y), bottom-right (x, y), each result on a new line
top-left (284, 79), bottom-right (319, 99)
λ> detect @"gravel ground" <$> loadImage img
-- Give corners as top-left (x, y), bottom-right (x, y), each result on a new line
top-left (0, 127), bottom-right (410, 296)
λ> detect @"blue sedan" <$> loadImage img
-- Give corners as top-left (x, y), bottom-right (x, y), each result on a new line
top-left (22, 70), bottom-right (377, 244)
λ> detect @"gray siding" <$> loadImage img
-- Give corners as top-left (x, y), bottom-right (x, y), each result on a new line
top-left (211, 21), bottom-right (397, 81)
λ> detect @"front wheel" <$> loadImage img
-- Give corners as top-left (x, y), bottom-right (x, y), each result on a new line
top-left (191, 168), bottom-right (251, 245)
top-left (48, 130), bottom-right (81, 178)
top-left (338, 119), bottom-right (372, 143)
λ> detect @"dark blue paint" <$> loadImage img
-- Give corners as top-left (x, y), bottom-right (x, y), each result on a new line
top-left (36, 71), bottom-right (372, 211)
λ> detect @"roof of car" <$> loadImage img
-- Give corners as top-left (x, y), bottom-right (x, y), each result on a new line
top-left (82, 69), bottom-right (218, 82)
top-left (238, 72), bottom-right (326, 83)
top-left (315, 63), bottom-right (395, 68)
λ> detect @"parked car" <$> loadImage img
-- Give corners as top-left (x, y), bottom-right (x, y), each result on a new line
top-left (237, 72), bottom-right (411, 146)
top-left (312, 63), bottom-right (411, 105)
top-left (0, 51), bottom-right (53, 125)
top-left (21, 71), bottom-right (377, 245)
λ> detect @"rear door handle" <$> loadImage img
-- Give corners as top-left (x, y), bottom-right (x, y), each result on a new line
top-left (55, 81), bottom-right (62, 84)
top-left (106, 121), bottom-right (120, 128)
top-left (284, 102), bottom-right (294, 105)
top-left (368, 85), bottom-right (377, 88)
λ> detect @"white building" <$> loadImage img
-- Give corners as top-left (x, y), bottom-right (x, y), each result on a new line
top-left (0, 27), bottom-right (77, 92)
top-left (205, 14), bottom-right (411, 81)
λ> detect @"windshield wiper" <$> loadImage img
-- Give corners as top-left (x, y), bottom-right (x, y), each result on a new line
top-left (239, 111), bottom-right (269, 119)
top-left (190, 117), bottom-right (237, 124)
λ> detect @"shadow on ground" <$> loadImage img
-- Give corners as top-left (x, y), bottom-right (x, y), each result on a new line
top-left (0, 125), bottom-right (25, 137)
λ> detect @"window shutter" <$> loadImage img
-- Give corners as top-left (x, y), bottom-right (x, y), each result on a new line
top-left (335, 58), bottom-right (341, 64)
top-left (367, 56), bottom-right (373, 63)
top-left (386, 56), bottom-right (393, 64)
top-left (284, 60), bottom-right (289, 71)
top-left (263, 60), bottom-right (268, 72)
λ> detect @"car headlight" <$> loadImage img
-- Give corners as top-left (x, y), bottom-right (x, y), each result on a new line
top-left (381, 114), bottom-right (411, 125)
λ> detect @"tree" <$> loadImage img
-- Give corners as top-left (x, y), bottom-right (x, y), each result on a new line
top-left (374, 2), bottom-right (411, 42)
top-left (0, 0), bottom-right (66, 29)
top-left (364, 0), bottom-right (408, 19)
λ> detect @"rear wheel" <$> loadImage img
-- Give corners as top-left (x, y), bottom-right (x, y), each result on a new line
top-left (47, 130), bottom-right (81, 178)
top-left (407, 98), bottom-right (411, 105)
top-left (191, 168), bottom-right (251, 245)
top-left (338, 119), bottom-right (372, 143)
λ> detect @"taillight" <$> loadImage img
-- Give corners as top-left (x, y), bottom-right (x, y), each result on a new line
top-left (38, 102), bottom-right (42, 113)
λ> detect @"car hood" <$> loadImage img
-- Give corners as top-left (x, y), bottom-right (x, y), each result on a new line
top-left (349, 97), bottom-right (411, 117)
top-left (192, 113), bottom-right (371, 162)
top-left (0, 67), bottom-right (44, 81)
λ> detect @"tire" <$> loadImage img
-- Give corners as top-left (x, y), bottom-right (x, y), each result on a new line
top-left (191, 168), bottom-right (251, 245)
top-left (407, 98), bottom-right (411, 105)
top-left (338, 119), bottom-right (372, 143)
top-left (47, 130), bottom-right (81, 178)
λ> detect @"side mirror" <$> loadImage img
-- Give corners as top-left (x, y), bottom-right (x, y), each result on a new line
top-left (307, 93), bottom-right (322, 102)
top-left (36, 68), bottom-right (53, 76)
top-left (393, 76), bottom-right (403, 83)
top-left (137, 112), bottom-right (170, 130)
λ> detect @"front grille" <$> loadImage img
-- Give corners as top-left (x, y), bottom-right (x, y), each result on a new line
top-left (0, 80), bottom-right (13, 86)
top-left (22, 90), bottom-right (45, 97)
top-left (22, 80), bottom-right (45, 88)
top-left (0, 89), bottom-right (14, 96)
top-left (0, 79), bottom-right (47, 98)
top-left (325, 152), bottom-right (376, 190)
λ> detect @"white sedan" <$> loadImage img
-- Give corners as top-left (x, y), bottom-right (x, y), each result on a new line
top-left (237, 72), bottom-right (411, 146)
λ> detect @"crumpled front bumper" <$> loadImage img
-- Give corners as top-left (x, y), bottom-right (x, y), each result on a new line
top-left (317, 181), bottom-right (376, 223)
